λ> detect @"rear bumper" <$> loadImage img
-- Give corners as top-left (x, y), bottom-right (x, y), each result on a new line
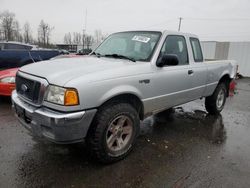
top-left (11, 91), bottom-right (97, 144)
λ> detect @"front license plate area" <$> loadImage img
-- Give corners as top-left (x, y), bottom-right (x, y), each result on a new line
top-left (15, 104), bottom-right (25, 120)
top-left (15, 104), bottom-right (32, 124)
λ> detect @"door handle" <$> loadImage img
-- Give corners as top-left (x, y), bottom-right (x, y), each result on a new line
top-left (188, 70), bottom-right (194, 75)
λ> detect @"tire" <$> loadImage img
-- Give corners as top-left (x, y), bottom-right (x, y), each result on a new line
top-left (86, 102), bottom-right (140, 163)
top-left (205, 83), bottom-right (227, 115)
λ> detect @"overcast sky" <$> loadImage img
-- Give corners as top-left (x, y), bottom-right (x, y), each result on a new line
top-left (1, 0), bottom-right (250, 43)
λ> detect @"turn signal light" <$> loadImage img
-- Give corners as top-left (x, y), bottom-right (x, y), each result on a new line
top-left (64, 89), bottom-right (79, 106)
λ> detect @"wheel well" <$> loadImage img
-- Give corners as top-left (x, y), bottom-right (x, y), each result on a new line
top-left (219, 74), bottom-right (232, 97)
top-left (100, 94), bottom-right (144, 120)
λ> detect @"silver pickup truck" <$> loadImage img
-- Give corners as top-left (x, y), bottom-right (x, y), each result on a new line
top-left (12, 30), bottom-right (237, 163)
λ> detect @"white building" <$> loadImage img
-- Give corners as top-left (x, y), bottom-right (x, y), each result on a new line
top-left (201, 41), bottom-right (250, 77)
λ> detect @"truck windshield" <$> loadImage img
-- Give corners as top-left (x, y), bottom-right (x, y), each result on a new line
top-left (93, 31), bottom-right (161, 62)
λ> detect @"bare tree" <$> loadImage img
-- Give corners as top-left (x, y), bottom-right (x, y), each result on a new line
top-left (63, 32), bottom-right (95, 49)
top-left (0, 30), bottom-right (4, 40)
top-left (73, 32), bottom-right (82, 45)
top-left (13, 21), bottom-right (23, 42)
top-left (94, 29), bottom-right (102, 44)
top-left (0, 10), bottom-right (18, 41)
top-left (38, 20), bottom-right (53, 47)
top-left (23, 22), bottom-right (33, 43)
top-left (85, 35), bottom-right (93, 49)
top-left (64, 32), bottom-right (72, 44)
top-left (82, 33), bottom-right (86, 49)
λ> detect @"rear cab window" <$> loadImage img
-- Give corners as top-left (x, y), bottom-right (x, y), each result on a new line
top-left (190, 38), bottom-right (203, 62)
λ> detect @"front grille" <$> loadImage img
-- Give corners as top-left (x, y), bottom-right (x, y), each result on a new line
top-left (16, 74), bottom-right (41, 103)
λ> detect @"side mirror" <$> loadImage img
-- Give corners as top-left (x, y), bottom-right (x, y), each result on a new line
top-left (157, 54), bottom-right (179, 67)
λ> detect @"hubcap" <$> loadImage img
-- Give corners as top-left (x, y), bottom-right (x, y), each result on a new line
top-left (106, 115), bottom-right (133, 152)
top-left (216, 89), bottom-right (225, 109)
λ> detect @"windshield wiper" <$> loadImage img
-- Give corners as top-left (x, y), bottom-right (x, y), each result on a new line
top-left (103, 54), bottom-right (136, 62)
top-left (91, 52), bottom-right (101, 57)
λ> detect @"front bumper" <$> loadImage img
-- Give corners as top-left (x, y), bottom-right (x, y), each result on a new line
top-left (11, 91), bottom-right (97, 144)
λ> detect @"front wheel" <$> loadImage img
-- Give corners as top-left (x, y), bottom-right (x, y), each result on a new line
top-left (87, 103), bottom-right (140, 163)
top-left (205, 83), bottom-right (227, 115)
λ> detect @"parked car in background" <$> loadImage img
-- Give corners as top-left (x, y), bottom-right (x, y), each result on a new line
top-left (0, 54), bottom-right (82, 96)
top-left (0, 41), bottom-right (60, 70)
top-left (12, 30), bottom-right (237, 163)
top-left (77, 48), bottom-right (92, 55)
top-left (0, 41), bottom-right (37, 50)
top-left (0, 42), bottom-right (60, 96)
top-left (0, 68), bottom-right (18, 96)
top-left (58, 49), bottom-right (70, 55)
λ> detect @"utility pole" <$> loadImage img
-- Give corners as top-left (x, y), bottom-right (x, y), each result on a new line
top-left (178, 17), bottom-right (182, 32)
top-left (82, 9), bottom-right (87, 50)
top-left (82, 29), bottom-right (85, 50)
top-left (85, 9), bottom-right (87, 33)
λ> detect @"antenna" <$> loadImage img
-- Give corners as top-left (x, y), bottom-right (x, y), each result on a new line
top-left (178, 17), bottom-right (182, 31)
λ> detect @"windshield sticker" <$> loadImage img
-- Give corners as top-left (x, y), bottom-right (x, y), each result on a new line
top-left (132, 36), bottom-right (150, 43)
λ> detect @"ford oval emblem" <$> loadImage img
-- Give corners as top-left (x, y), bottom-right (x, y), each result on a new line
top-left (21, 84), bottom-right (28, 92)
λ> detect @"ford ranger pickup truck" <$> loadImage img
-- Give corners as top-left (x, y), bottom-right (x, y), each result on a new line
top-left (12, 30), bottom-right (237, 163)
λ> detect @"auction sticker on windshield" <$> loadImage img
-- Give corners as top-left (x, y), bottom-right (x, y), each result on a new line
top-left (132, 36), bottom-right (150, 43)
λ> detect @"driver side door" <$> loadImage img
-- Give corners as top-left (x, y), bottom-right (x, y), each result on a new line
top-left (145, 35), bottom-right (193, 113)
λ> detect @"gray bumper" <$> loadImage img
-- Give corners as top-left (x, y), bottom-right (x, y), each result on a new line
top-left (11, 91), bottom-right (97, 144)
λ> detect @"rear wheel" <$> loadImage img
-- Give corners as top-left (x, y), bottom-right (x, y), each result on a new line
top-left (205, 83), bottom-right (227, 115)
top-left (87, 103), bottom-right (140, 163)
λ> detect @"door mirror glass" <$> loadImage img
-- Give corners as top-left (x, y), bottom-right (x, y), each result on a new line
top-left (157, 54), bottom-right (179, 67)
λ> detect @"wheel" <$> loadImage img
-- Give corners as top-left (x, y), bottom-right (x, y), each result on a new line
top-left (205, 83), bottom-right (227, 115)
top-left (87, 102), bottom-right (140, 163)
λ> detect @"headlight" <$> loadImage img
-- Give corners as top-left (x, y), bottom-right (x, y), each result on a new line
top-left (45, 85), bottom-right (79, 106)
top-left (0, 76), bottom-right (15, 83)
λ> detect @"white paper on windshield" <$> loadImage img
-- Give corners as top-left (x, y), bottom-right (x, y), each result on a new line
top-left (132, 36), bottom-right (150, 43)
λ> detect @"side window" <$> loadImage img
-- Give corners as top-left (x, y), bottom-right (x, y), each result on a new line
top-left (159, 35), bottom-right (189, 65)
top-left (4, 43), bottom-right (29, 50)
top-left (23, 45), bottom-right (32, 50)
top-left (190, 38), bottom-right (203, 62)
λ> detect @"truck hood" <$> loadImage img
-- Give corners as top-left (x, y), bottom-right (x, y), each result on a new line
top-left (20, 56), bottom-right (144, 86)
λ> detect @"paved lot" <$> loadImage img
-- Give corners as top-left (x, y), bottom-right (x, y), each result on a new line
top-left (0, 79), bottom-right (250, 188)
